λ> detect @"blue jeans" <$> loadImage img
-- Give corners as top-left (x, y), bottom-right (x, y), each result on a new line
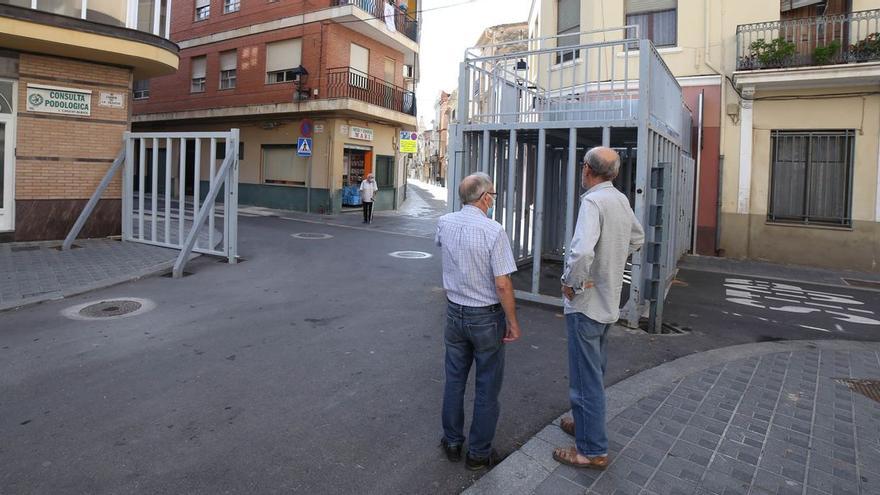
top-left (442, 301), bottom-right (506, 459)
top-left (566, 312), bottom-right (610, 457)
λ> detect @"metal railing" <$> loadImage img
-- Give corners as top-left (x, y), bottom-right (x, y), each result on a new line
top-left (330, 0), bottom-right (418, 42)
top-left (736, 9), bottom-right (880, 70)
top-left (64, 129), bottom-right (241, 278)
top-left (3, 0), bottom-right (172, 39)
top-left (325, 67), bottom-right (416, 116)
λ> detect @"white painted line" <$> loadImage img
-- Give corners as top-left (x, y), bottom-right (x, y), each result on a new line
top-left (849, 308), bottom-right (876, 315)
top-left (804, 302), bottom-right (845, 310)
top-left (799, 325), bottom-right (832, 333)
top-left (826, 311), bottom-right (880, 326)
top-left (765, 296), bottom-right (803, 304)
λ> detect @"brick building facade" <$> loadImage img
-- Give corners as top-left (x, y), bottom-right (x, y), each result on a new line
top-left (0, 3), bottom-right (178, 241)
top-left (133, 0), bottom-right (420, 214)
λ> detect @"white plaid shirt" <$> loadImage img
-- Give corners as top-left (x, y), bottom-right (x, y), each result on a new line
top-left (436, 205), bottom-right (517, 307)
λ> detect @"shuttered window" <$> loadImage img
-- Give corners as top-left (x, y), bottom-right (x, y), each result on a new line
top-left (191, 56), bottom-right (206, 93)
top-left (219, 51), bottom-right (237, 90)
top-left (263, 145), bottom-right (307, 186)
top-left (266, 39), bottom-right (303, 83)
top-left (626, 0), bottom-right (677, 48)
top-left (781, 0), bottom-right (825, 12)
top-left (769, 130), bottom-right (854, 227)
top-left (350, 43), bottom-right (369, 89)
top-left (556, 0), bottom-right (580, 62)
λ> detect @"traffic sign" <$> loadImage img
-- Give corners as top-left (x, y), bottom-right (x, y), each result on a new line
top-left (300, 119), bottom-right (313, 137)
top-left (297, 137), bottom-right (312, 157)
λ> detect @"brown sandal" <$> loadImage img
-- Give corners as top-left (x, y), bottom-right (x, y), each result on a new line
top-left (552, 446), bottom-right (609, 470)
top-left (560, 417), bottom-right (576, 437)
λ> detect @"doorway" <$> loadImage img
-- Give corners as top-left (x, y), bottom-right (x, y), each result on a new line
top-left (342, 146), bottom-right (371, 207)
top-left (0, 80), bottom-right (16, 232)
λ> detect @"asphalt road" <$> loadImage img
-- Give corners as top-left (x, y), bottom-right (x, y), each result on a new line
top-left (1, 183), bottom-right (878, 494)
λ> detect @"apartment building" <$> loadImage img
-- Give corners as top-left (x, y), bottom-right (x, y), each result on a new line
top-left (0, 1), bottom-right (178, 241)
top-left (133, 0), bottom-right (419, 214)
top-left (532, 0), bottom-right (880, 271)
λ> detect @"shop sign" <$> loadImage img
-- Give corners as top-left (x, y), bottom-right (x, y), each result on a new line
top-left (349, 126), bottom-right (373, 141)
top-left (314, 123), bottom-right (324, 133)
top-left (399, 131), bottom-right (418, 154)
top-left (26, 84), bottom-right (91, 116)
top-left (99, 92), bottom-right (125, 109)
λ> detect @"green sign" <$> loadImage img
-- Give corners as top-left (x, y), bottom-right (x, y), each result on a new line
top-left (26, 84), bottom-right (92, 116)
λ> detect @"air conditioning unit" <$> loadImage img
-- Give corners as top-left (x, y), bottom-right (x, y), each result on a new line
top-left (402, 64), bottom-right (414, 79)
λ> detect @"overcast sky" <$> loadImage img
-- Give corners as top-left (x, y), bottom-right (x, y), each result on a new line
top-left (416, 0), bottom-right (533, 129)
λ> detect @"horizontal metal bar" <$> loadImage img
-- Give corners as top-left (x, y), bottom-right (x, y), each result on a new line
top-left (514, 290), bottom-right (563, 307)
top-left (127, 132), bottom-right (237, 139)
top-left (127, 237), bottom-right (226, 257)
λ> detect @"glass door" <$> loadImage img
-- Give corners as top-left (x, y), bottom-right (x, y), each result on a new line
top-left (0, 80), bottom-right (15, 232)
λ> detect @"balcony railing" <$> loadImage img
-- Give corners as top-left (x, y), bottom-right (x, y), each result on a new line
top-left (325, 67), bottom-right (416, 116)
top-left (736, 9), bottom-right (880, 70)
top-left (330, 0), bottom-right (418, 43)
top-left (1, 0), bottom-right (171, 39)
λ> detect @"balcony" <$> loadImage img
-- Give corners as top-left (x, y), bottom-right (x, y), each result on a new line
top-left (325, 67), bottom-right (416, 116)
top-left (330, 0), bottom-right (418, 43)
top-left (736, 9), bottom-right (880, 71)
top-left (0, 0), bottom-right (172, 39)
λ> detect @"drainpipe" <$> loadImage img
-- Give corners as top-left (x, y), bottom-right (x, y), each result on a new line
top-left (705, 0), bottom-right (726, 255)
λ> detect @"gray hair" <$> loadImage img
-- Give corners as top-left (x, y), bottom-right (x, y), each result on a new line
top-left (583, 147), bottom-right (620, 181)
top-left (458, 172), bottom-right (494, 204)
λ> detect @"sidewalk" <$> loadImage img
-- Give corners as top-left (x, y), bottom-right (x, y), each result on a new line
top-left (0, 239), bottom-right (179, 312)
top-left (466, 340), bottom-right (880, 495)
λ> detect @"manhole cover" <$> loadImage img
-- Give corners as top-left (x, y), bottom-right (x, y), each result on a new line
top-left (61, 297), bottom-right (156, 321)
top-left (834, 378), bottom-right (880, 403)
top-left (291, 233), bottom-right (333, 240)
top-left (389, 251), bottom-right (432, 259)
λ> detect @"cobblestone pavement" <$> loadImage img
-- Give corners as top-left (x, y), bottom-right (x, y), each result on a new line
top-left (467, 341), bottom-right (880, 495)
top-left (0, 239), bottom-right (178, 311)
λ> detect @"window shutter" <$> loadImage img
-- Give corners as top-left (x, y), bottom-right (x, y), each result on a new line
top-left (220, 51), bottom-right (237, 71)
top-left (350, 43), bottom-right (369, 75)
top-left (191, 57), bottom-right (206, 78)
top-left (266, 39), bottom-right (302, 72)
top-left (781, 0), bottom-right (824, 11)
top-left (557, 0), bottom-right (580, 33)
top-left (625, 0), bottom-right (676, 14)
top-left (195, 0), bottom-right (210, 7)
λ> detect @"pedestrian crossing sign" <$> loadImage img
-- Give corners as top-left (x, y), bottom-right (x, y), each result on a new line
top-left (297, 137), bottom-right (312, 157)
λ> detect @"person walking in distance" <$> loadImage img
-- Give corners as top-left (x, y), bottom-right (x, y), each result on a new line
top-left (553, 147), bottom-right (644, 470)
top-left (360, 173), bottom-right (378, 223)
top-left (435, 172), bottom-right (522, 470)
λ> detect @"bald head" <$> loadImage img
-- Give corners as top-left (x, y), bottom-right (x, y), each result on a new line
top-left (584, 147), bottom-right (620, 181)
top-left (458, 172), bottom-right (493, 205)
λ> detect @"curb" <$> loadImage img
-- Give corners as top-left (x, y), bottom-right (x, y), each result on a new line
top-left (462, 339), bottom-right (880, 495)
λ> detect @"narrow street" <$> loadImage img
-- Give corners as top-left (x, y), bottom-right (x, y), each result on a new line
top-left (1, 182), bottom-right (879, 494)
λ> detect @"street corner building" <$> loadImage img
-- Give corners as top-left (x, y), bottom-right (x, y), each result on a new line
top-left (0, 1), bottom-right (179, 241)
top-left (522, 0), bottom-right (880, 272)
top-left (131, 0), bottom-right (420, 215)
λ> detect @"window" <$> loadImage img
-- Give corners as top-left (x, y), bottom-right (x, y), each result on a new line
top-left (263, 145), bottom-right (307, 186)
top-left (191, 56), bottom-right (206, 93)
top-left (195, 0), bottom-right (210, 20)
top-left (219, 51), bottom-right (237, 90)
top-left (375, 155), bottom-right (395, 188)
top-left (769, 130), bottom-right (854, 227)
top-left (626, 0), bottom-right (677, 48)
top-left (133, 80), bottom-right (150, 99)
top-left (266, 39), bottom-right (303, 84)
top-left (556, 0), bottom-right (580, 63)
top-left (349, 43), bottom-right (370, 89)
top-left (224, 0), bottom-right (240, 14)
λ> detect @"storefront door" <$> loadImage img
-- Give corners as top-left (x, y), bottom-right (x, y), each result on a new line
top-left (342, 146), bottom-right (371, 206)
top-left (0, 80), bottom-right (16, 232)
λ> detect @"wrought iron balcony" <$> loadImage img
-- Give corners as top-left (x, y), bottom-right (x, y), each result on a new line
top-left (736, 9), bottom-right (880, 70)
top-left (330, 0), bottom-right (418, 42)
top-left (325, 67), bottom-right (416, 116)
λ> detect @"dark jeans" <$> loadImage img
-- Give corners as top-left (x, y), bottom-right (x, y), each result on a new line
top-left (566, 312), bottom-right (610, 456)
top-left (362, 200), bottom-right (374, 223)
top-left (442, 300), bottom-right (506, 459)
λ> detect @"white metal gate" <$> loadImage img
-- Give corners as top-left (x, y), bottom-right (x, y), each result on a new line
top-left (64, 129), bottom-right (240, 278)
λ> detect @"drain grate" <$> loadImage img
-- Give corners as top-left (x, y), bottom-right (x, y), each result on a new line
top-left (842, 278), bottom-right (880, 290)
top-left (834, 378), bottom-right (880, 403)
top-left (80, 300), bottom-right (142, 318)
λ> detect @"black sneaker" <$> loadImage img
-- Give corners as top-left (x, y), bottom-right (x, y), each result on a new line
top-left (440, 438), bottom-right (463, 462)
top-left (465, 449), bottom-right (501, 471)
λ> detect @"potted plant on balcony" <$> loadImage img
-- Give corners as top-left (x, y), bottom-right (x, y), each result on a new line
top-left (747, 38), bottom-right (796, 69)
top-left (848, 33), bottom-right (880, 63)
top-left (813, 40), bottom-right (841, 65)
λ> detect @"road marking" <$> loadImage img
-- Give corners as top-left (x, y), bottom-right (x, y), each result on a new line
top-left (765, 296), bottom-right (803, 304)
top-left (799, 325), bottom-right (831, 333)
top-left (280, 216), bottom-right (433, 240)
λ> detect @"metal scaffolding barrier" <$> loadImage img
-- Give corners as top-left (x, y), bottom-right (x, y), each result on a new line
top-left (449, 29), bottom-right (695, 332)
